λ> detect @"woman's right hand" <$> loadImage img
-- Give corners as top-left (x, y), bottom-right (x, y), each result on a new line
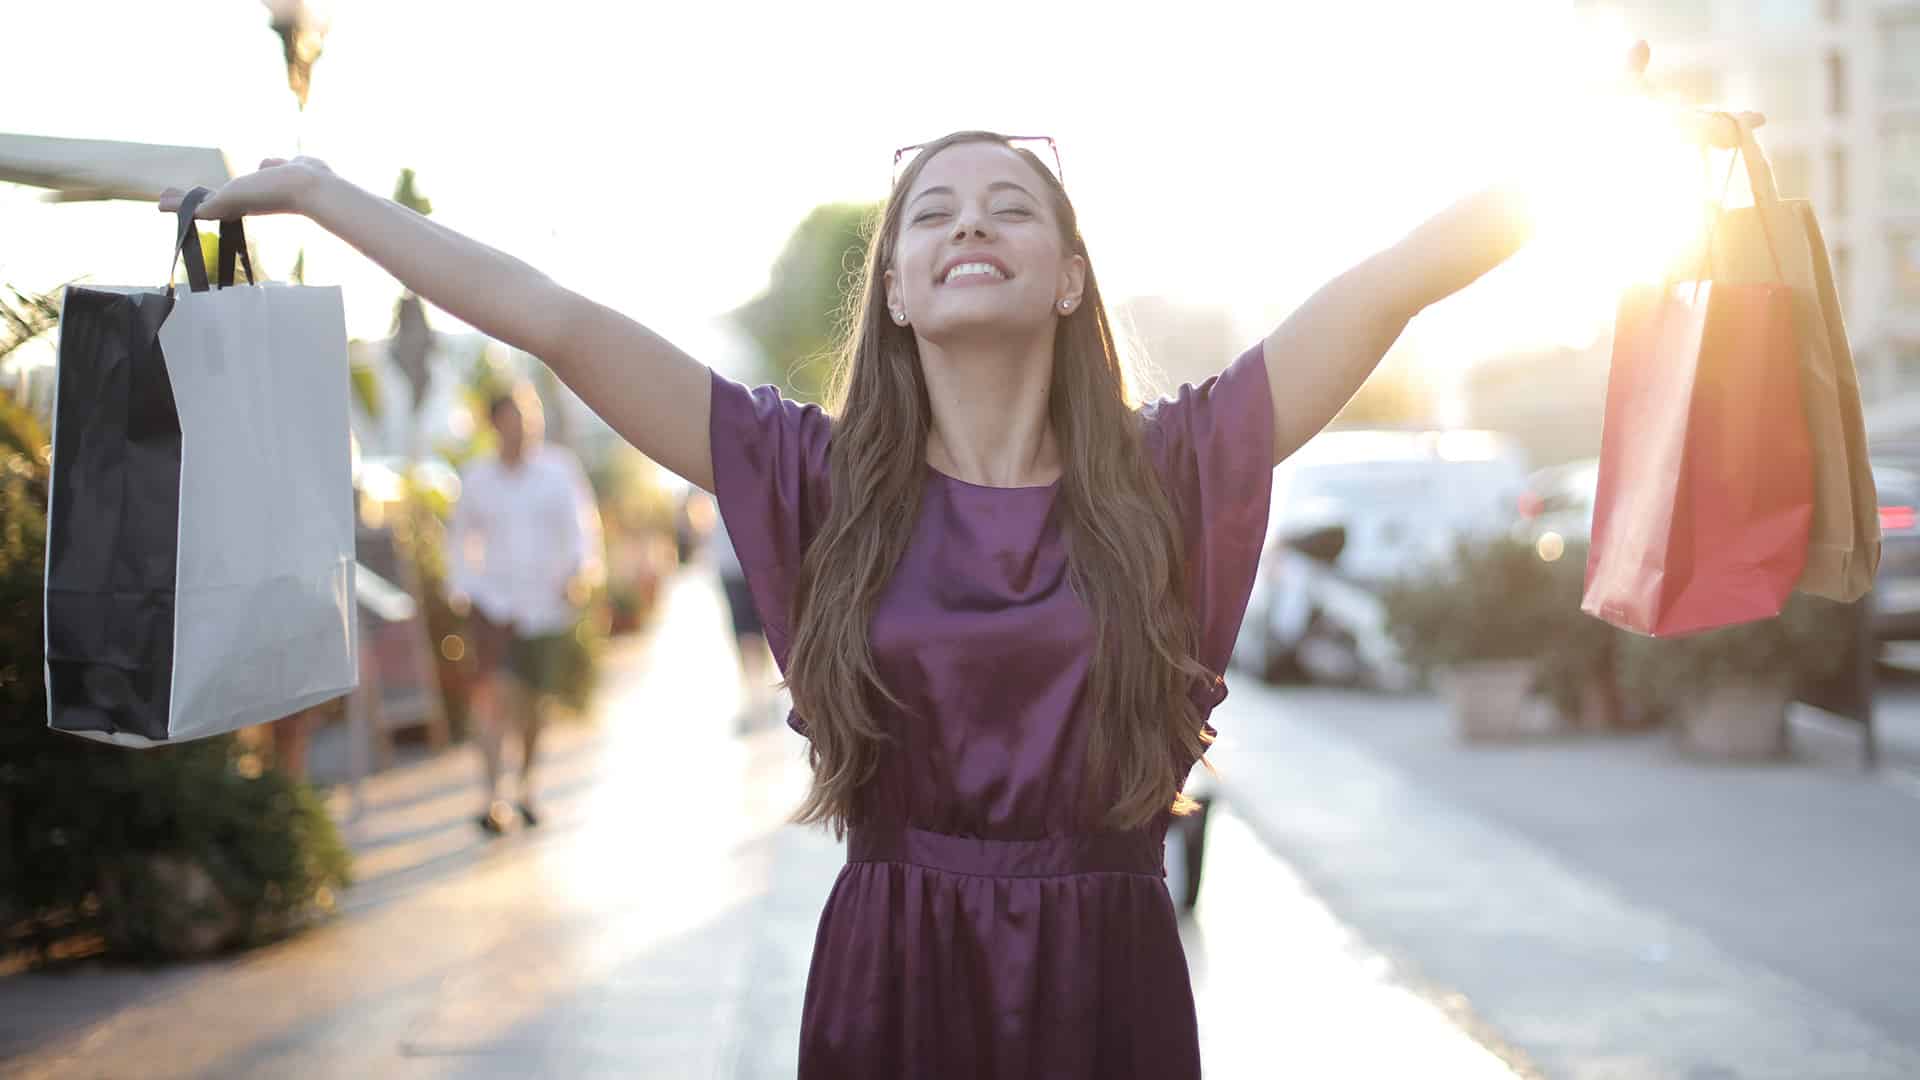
top-left (160, 152), bottom-right (719, 492)
top-left (158, 156), bottom-right (335, 220)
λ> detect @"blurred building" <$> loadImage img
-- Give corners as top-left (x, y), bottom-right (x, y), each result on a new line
top-left (1115, 296), bottom-right (1242, 398)
top-left (1581, 0), bottom-right (1920, 415)
top-left (1463, 339), bottom-right (1614, 468)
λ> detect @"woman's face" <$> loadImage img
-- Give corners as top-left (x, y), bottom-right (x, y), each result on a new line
top-left (885, 141), bottom-right (1085, 344)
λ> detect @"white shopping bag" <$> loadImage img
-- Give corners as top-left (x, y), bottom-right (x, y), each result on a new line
top-left (44, 187), bottom-right (358, 745)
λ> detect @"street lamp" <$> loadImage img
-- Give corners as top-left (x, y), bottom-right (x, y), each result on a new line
top-left (262, 0), bottom-right (330, 111)
top-left (263, 0), bottom-right (330, 282)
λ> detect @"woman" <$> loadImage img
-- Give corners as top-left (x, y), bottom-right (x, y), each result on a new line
top-left (162, 46), bottom-right (1753, 1075)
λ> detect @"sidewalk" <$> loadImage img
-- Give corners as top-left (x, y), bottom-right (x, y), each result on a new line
top-left (1, 570), bottom-right (1524, 1078)
top-left (2, 571), bottom-right (824, 1078)
top-left (1209, 680), bottom-right (1920, 1079)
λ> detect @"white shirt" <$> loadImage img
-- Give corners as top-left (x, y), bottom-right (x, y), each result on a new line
top-left (448, 443), bottom-right (604, 636)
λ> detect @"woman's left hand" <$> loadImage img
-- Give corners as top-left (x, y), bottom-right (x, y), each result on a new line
top-left (1624, 39), bottom-right (1765, 149)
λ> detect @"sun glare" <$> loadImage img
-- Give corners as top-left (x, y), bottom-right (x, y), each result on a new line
top-left (1526, 95), bottom-right (1719, 293)
top-left (1424, 10), bottom-right (1752, 361)
top-left (1512, 9), bottom-right (1742, 310)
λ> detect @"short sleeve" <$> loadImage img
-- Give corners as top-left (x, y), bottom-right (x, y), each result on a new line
top-left (708, 370), bottom-right (834, 673)
top-left (1140, 344), bottom-right (1275, 708)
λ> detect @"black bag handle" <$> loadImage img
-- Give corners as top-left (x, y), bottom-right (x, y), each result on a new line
top-left (170, 187), bottom-right (212, 293)
top-left (169, 187), bottom-right (255, 293)
top-left (219, 216), bottom-right (255, 288)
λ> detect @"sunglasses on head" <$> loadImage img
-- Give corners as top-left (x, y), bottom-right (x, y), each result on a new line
top-left (891, 135), bottom-right (1064, 189)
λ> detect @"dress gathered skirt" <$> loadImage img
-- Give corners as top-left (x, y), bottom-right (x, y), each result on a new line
top-left (707, 345), bottom-right (1274, 1079)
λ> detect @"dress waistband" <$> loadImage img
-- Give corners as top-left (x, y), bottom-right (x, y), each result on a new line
top-left (846, 824), bottom-right (1164, 879)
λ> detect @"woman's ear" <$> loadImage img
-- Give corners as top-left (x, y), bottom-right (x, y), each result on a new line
top-left (1056, 254), bottom-right (1088, 311)
top-left (883, 268), bottom-right (907, 325)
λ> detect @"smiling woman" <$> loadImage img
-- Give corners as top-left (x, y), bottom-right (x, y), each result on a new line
top-left (156, 42), bottom-right (1749, 1071)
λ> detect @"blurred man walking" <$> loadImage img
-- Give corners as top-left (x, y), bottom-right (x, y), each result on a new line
top-left (449, 384), bottom-right (603, 835)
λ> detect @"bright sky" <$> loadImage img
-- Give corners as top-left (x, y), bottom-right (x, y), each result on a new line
top-left (3, 0), bottom-right (1697, 382)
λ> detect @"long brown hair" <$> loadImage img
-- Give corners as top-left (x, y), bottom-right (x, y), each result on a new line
top-left (786, 131), bottom-right (1214, 835)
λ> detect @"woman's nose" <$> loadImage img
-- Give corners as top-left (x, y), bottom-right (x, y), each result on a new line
top-left (951, 211), bottom-right (989, 241)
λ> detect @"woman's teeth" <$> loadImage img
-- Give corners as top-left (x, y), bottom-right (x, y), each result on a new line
top-left (943, 262), bottom-right (1007, 284)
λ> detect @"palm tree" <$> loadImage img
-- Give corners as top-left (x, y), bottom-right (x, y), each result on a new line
top-left (1, 285), bottom-right (62, 415)
top-left (0, 286), bottom-right (59, 363)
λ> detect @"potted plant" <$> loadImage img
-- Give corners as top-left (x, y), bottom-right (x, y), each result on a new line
top-left (1528, 539), bottom-right (1643, 732)
top-left (1614, 595), bottom-right (1852, 761)
top-left (1383, 533), bottom-right (1572, 740)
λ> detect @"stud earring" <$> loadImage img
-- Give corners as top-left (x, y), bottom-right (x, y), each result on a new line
top-left (1059, 300), bottom-right (1072, 312)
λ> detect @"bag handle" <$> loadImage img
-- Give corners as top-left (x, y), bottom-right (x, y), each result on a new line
top-left (1722, 116), bottom-right (1787, 282)
top-left (1734, 120), bottom-right (1783, 208)
top-left (168, 187), bottom-right (256, 294)
top-left (169, 187), bottom-right (213, 293)
top-left (218, 216), bottom-right (256, 288)
top-left (1671, 149), bottom-right (1744, 301)
top-left (1674, 114), bottom-right (1788, 294)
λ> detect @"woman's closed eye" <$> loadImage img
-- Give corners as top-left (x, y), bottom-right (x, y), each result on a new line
top-left (910, 205), bottom-right (1032, 225)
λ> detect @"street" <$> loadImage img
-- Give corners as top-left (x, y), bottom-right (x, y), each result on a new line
top-left (1, 571), bottom-right (1519, 1079)
top-left (1210, 678), bottom-right (1920, 1078)
top-left (10, 565), bottom-right (1919, 1077)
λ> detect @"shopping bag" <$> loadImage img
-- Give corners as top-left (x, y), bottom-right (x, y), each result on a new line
top-left (1701, 128), bottom-right (1878, 601)
top-left (44, 187), bottom-right (358, 745)
top-left (1582, 259), bottom-right (1814, 636)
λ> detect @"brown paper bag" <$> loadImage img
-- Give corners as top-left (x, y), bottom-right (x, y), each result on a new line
top-left (1696, 129), bottom-right (1878, 601)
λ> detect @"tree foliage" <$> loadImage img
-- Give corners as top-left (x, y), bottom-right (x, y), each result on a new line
top-left (730, 203), bottom-right (876, 402)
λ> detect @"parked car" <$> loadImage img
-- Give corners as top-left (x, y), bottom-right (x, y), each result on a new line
top-left (1518, 450), bottom-right (1920, 644)
top-left (1864, 448), bottom-right (1920, 641)
top-left (1233, 429), bottom-right (1532, 688)
top-left (1515, 457), bottom-right (1599, 547)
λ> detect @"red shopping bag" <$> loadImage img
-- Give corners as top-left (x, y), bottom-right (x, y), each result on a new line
top-left (1582, 278), bottom-right (1813, 636)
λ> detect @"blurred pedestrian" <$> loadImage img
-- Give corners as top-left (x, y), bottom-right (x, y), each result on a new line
top-left (446, 385), bottom-right (603, 836)
top-left (708, 507), bottom-right (778, 731)
top-left (165, 42), bottom-right (1750, 1074)
top-left (264, 704), bottom-right (317, 779)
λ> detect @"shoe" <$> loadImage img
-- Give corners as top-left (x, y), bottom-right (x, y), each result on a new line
top-left (516, 802), bottom-right (541, 828)
top-left (477, 799), bottom-right (512, 837)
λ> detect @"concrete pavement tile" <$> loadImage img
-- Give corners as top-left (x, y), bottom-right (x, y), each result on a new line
top-left (1211, 683), bottom-right (1920, 1079)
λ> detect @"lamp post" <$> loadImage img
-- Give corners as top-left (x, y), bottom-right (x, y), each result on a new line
top-left (263, 0), bottom-right (329, 114)
top-left (264, 0), bottom-right (329, 284)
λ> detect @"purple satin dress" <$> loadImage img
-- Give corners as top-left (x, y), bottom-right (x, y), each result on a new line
top-left (709, 345), bottom-right (1273, 1078)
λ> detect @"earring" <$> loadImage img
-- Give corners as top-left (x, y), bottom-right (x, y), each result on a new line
top-left (891, 309), bottom-right (905, 324)
top-left (1059, 300), bottom-right (1072, 312)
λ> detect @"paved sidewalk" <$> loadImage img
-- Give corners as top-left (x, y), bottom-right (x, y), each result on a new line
top-left (1209, 680), bottom-right (1920, 1079)
top-left (3, 571), bottom-right (1520, 1078)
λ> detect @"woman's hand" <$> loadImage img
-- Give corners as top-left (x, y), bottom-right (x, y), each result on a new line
top-left (1624, 40), bottom-right (1765, 149)
top-left (157, 156), bottom-right (335, 219)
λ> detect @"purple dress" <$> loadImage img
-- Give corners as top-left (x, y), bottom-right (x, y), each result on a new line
top-left (709, 345), bottom-right (1273, 1078)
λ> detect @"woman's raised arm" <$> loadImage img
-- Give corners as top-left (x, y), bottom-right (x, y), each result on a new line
top-left (162, 158), bottom-right (717, 491)
top-left (1256, 43), bottom-right (1764, 466)
top-left (1259, 183), bottom-right (1532, 465)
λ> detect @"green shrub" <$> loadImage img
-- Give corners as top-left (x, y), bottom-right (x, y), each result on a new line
top-left (1615, 593), bottom-right (1854, 717)
top-left (1528, 540), bottom-right (1624, 717)
top-left (0, 398), bottom-right (351, 964)
top-left (1382, 533), bottom-right (1569, 672)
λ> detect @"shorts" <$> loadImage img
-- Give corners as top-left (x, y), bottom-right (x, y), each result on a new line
top-left (469, 610), bottom-right (574, 696)
top-left (721, 577), bottom-right (763, 638)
